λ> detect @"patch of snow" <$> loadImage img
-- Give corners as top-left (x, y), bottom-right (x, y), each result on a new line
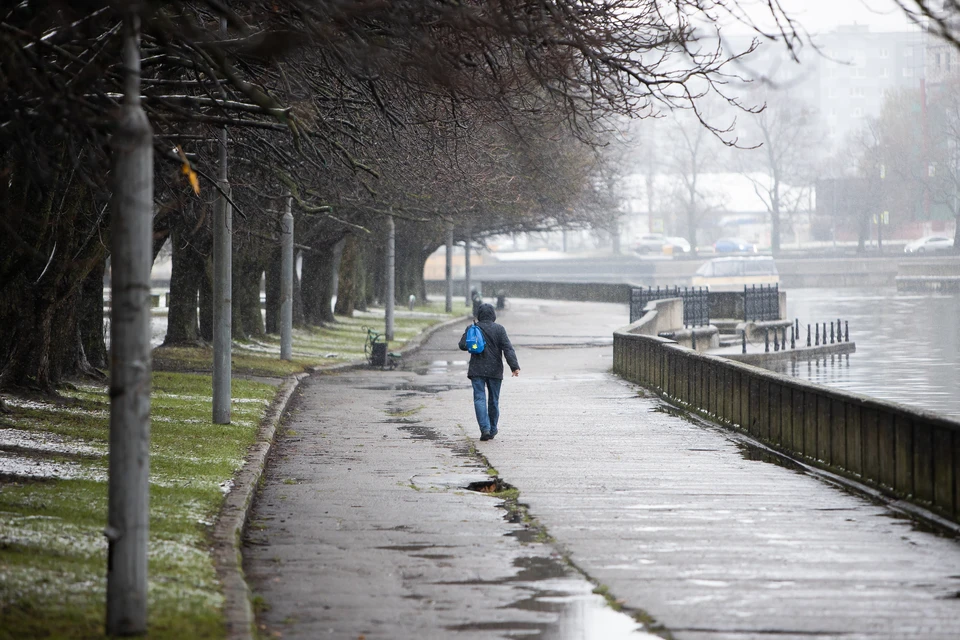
top-left (0, 452), bottom-right (107, 482)
top-left (0, 428), bottom-right (106, 457)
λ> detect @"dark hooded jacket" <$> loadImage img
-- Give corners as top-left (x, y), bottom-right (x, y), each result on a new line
top-left (458, 303), bottom-right (519, 379)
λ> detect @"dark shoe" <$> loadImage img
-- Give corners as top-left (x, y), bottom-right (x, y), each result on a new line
top-left (479, 432), bottom-right (491, 441)
top-left (489, 430), bottom-right (497, 440)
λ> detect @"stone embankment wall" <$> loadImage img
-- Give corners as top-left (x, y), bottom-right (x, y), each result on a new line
top-left (426, 280), bottom-right (634, 304)
top-left (614, 311), bottom-right (960, 525)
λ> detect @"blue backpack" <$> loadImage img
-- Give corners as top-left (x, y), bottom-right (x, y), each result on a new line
top-left (465, 323), bottom-right (486, 354)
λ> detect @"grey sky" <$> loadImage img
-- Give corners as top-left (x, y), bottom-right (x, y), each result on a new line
top-left (733, 0), bottom-right (918, 34)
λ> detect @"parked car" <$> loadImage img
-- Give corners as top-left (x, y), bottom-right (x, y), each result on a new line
top-left (631, 233), bottom-right (669, 254)
top-left (713, 237), bottom-right (757, 253)
top-left (692, 256), bottom-right (779, 291)
top-left (665, 236), bottom-right (691, 253)
top-left (903, 235), bottom-right (955, 253)
top-left (631, 234), bottom-right (691, 255)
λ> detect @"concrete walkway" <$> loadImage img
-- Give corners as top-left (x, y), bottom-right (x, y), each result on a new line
top-left (245, 299), bottom-right (960, 639)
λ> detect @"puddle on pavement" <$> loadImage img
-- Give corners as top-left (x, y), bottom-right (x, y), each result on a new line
top-left (734, 441), bottom-right (806, 473)
top-left (363, 382), bottom-right (460, 394)
top-left (465, 477), bottom-right (506, 493)
top-left (378, 543), bottom-right (456, 552)
top-left (442, 556), bottom-right (656, 639)
top-left (397, 424), bottom-right (442, 441)
top-left (407, 359), bottom-right (468, 376)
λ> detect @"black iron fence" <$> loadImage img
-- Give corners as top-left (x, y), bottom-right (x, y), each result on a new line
top-left (630, 286), bottom-right (710, 327)
top-left (743, 284), bottom-right (779, 322)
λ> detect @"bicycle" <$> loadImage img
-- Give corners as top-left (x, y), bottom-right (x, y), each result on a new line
top-left (363, 326), bottom-right (400, 369)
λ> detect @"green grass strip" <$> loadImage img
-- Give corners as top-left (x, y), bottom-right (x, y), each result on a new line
top-left (0, 304), bottom-right (460, 638)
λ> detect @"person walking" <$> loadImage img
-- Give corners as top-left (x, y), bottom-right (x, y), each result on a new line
top-left (458, 302), bottom-right (520, 441)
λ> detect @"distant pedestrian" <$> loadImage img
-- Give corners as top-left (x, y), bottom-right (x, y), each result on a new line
top-left (458, 303), bottom-right (520, 441)
top-left (470, 288), bottom-right (482, 318)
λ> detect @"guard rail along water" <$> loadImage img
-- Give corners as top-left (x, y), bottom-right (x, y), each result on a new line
top-left (614, 297), bottom-right (960, 526)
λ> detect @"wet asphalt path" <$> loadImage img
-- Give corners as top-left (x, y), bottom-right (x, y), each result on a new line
top-left (245, 299), bottom-right (960, 639)
top-left (243, 315), bottom-right (651, 639)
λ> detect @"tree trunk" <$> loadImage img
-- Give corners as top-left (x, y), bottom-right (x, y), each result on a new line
top-left (199, 257), bottom-right (214, 342)
top-left (334, 234), bottom-right (358, 316)
top-left (954, 208), bottom-right (960, 254)
top-left (79, 260), bottom-right (108, 371)
top-left (301, 250), bottom-right (331, 325)
top-left (394, 240), bottom-right (425, 304)
top-left (265, 248), bottom-right (281, 333)
top-left (163, 222), bottom-right (206, 346)
top-left (0, 162), bottom-right (105, 392)
top-left (770, 200), bottom-right (782, 255)
top-left (292, 251), bottom-right (306, 327)
top-left (233, 255), bottom-right (265, 340)
top-left (301, 241), bottom-right (342, 325)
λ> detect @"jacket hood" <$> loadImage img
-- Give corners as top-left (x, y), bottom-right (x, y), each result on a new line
top-left (476, 303), bottom-right (497, 322)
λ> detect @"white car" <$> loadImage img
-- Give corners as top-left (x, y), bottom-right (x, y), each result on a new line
top-left (904, 235), bottom-right (955, 253)
top-left (631, 234), bottom-right (691, 254)
top-left (665, 236), bottom-right (691, 253)
top-left (631, 233), bottom-right (669, 254)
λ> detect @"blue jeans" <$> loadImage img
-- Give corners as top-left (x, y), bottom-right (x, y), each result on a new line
top-left (471, 377), bottom-right (502, 435)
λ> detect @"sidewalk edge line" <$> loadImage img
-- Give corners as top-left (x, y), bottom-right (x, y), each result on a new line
top-left (212, 371), bottom-right (309, 640)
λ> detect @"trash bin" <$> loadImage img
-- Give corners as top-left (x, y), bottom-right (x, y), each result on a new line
top-left (370, 341), bottom-right (387, 367)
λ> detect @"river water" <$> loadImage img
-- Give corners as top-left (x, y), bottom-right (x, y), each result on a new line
top-left (770, 287), bottom-right (960, 419)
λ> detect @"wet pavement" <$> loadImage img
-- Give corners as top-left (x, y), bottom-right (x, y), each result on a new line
top-left (245, 298), bottom-right (960, 639)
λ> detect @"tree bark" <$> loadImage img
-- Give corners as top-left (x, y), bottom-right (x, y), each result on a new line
top-left (0, 158), bottom-right (105, 392)
top-left (199, 257), bottom-right (214, 342)
top-left (79, 260), bottom-right (108, 370)
top-left (292, 251), bottom-right (306, 327)
top-left (265, 247), bottom-right (281, 333)
top-left (163, 221), bottom-right (207, 346)
top-left (334, 234), bottom-right (358, 316)
top-left (301, 241), bottom-right (342, 325)
top-left (233, 254), bottom-right (266, 340)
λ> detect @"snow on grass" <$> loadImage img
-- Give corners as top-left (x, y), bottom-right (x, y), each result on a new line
top-left (0, 428), bottom-right (106, 457)
top-left (0, 307), bottom-right (457, 637)
top-left (0, 371), bottom-right (274, 638)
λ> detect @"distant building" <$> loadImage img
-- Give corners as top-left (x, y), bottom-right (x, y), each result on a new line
top-left (725, 25), bottom-right (926, 149)
top-left (924, 0), bottom-right (960, 87)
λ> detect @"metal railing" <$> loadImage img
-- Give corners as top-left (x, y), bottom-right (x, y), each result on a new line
top-left (630, 286), bottom-right (710, 327)
top-left (743, 284), bottom-right (779, 322)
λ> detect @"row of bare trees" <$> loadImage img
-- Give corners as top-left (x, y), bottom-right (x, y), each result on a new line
top-left (1, 0), bottom-right (812, 394)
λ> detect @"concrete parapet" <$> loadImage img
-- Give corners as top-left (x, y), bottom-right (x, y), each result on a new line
top-left (428, 279), bottom-right (634, 304)
top-left (897, 257), bottom-right (960, 277)
top-left (613, 325), bottom-right (960, 525)
top-left (739, 319), bottom-right (793, 343)
top-left (721, 341), bottom-right (855, 365)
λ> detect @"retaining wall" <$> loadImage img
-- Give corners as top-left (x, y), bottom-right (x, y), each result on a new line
top-left (426, 279), bottom-right (634, 304)
top-left (614, 319), bottom-right (960, 525)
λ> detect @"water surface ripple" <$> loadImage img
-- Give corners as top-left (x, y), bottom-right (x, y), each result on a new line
top-left (770, 287), bottom-right (960, 418)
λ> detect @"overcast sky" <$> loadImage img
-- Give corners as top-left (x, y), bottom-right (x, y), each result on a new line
top-left (732, 0), bottom-right (919, 34)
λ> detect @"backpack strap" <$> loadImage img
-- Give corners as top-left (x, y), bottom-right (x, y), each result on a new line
top-left (474, 322), bottom-right (494, 349)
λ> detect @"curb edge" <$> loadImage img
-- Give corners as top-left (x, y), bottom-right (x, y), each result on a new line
top-left (213, 312), bottom-right (470, 639)
top-left (213, 371), bottom-right (308, 640)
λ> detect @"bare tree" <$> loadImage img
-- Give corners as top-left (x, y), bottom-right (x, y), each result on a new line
top-left (658, 112), bottom-right (727, 250)
top-left (737, 93), bottom-right (822, 253)
top-left (920, 79), bottom-right (960, 250)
